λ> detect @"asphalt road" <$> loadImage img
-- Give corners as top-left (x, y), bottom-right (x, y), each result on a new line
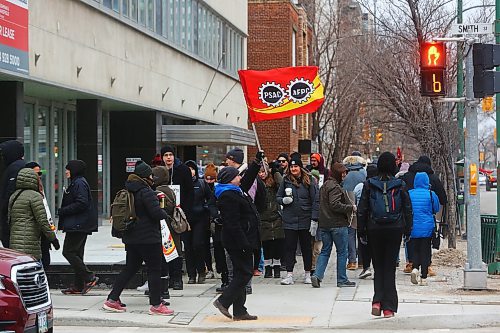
top-left (480, 186), bottom-right (497, 215)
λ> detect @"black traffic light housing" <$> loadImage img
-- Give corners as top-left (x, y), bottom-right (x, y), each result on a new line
top-left (420, 42), bottom-right (447, 97)
top-left (473, 43), bottom-right (500, 98)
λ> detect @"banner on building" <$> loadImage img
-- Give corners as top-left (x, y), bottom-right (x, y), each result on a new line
top-left (0, 0), bottom-right (29, 74)
top-left (238, 66), bottom-right (324, 123)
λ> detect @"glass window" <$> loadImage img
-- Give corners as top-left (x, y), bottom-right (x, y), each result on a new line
top-left (131, 0), bottom-right (138, 21)
top-left (122, 0), bottom-right (129, 16)
top-left (174, 0), bottom-right (180, 44)
top-left (156, 0), bottom-right (163, 34)
top-left (186, 0), bottom-right (192, 51)
top-left (180, 0), bottom-right (186, 47)
top-left (168, 0), bottom-right (174, 40)
top-left (113, 0), bottom-right (120, 11)
top-left (207, 12), bottom-right (212, 62)
top-left (292, 30), bottom-right (296, 66)
top-left (37, 106), bottom-right (49, 196)
top-left (146, 0), bottom-right (154, 30)
top-left (221, 24), bottom-right (227, 69)
top-left (104, 0), bottom-right (112, 8)
top-left (292, 115), bottom-right (297, 131)
top-left (23, 103), bottom-right (34, 161)
top-left (192, 0), bottom-right (198, 53)
top-left (198, 6), bottom-right (204, 57)
top-left (139, 0), bottom-right (146, 26)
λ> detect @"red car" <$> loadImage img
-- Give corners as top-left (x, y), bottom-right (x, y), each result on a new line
top-left (0, 247), bottom-right (53, 333)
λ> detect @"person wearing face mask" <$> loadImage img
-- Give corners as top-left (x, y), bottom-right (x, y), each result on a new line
top-left (276, 156), bottom-right (320, 286)
top-left (311, 163), bottom-right (356, 288)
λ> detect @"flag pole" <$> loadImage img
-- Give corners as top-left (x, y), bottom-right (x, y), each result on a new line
top-left (251, 123), bottom-right (262, 151)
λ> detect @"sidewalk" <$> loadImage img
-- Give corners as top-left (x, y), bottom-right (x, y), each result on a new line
top-left (51, 226), bottom-right (500, 330)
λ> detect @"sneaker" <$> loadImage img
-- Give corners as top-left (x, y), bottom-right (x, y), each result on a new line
top-left (403, 262), bottom-right (413, 274)
top-left (346, 262), bottom-right (358, 270)
top-left (410, 268), bottom-right (419, 285)
top-left (137, 281), bottom-right (149, 292)
top-left (383, 310), bottom-right (395, 318)
top-left (304, 274), bottom-right (312, 284)
top-left (205, 271), bottom-right (215, 279)
top-left (103, 299), bottom-right (126, 313)
top-left (337, 280), bottom-right (356, 287)
top-left (419, 278), bottom-right (428, 286)
top-left (117, 298), bottom-right (127, 307)
top-left (280, 275), bottom-right (294, 285)
top-left (233, 313), bottom-right (258, 321)
top-left (149, 303), bottom-right (174, 316)
top-left (311, 275), bottom-right (321, 288)
top-left (264, 266), bottom-right (272, 278)
top-left (273, 266), bottom-right (281, 278)
top-left (81, 276), bottom-right (99, 295)
top-left (188, 277), bottom-right (196, 284)
top-left (359, 268), bottom-right (372, 279)
top-left (371, 302), bottom-right (381, 316)
top-left (61, 287), bottom-right (82, 295)
top-left (172, 280), bottom-right (183, 290)
top-left (197, 273), bottom-right (206, 284)
top-left (213, 299), bottom-right (232, 319)
top-left (253, 269), bottom-right (262, 277)
top-left (428, 266), bottom-right (436, 277)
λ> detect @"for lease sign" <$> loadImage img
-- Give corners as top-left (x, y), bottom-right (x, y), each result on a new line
top-left (0, 0), bottom-right (28, 74)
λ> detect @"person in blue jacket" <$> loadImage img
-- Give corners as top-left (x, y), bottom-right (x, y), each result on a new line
top-left (408, 172), bottom-right (440, 286)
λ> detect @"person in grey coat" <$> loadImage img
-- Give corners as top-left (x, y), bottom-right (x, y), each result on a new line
top-left (276, 156), bottom-right (320, 285)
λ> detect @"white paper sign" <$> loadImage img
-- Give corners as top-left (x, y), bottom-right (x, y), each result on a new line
top-left (318, 174), bottom-right (325, 188)
top-left (168, 185), bottom-right (181, 206)
top-left (160, 219), bottom-right (178, 262)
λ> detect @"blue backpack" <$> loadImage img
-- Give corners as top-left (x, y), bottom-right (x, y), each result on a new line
top-left (367, 177), bottom-right (404, 224)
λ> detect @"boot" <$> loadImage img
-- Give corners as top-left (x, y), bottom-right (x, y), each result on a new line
top-left (161, 277), bottom-right (170, 299)
top-left (197, 272), bottom-right (206, 284)
top-left (403, 262), bottom-right (413, 274)
top-left (273, 265), bottom-right (281, 278)
top-left (264, 266), bottom-right (272, 278)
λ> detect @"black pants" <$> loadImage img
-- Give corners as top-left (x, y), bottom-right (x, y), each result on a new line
top-left (412, 237), bottom-right (432, 279)
top-left (168, 256), bottom-right (183, 282)
top-left (62, 232), bottom-right (93, 289)
top-left (183, 220), bottom-right (208, 278)
top-left (213, 239), bottom-right (229, 282)
top-left (218, 249), bottom-right (253, 316)
top-left (40, 234), bottom-right (51, 271)
top-left (368, 229), bottom-right (402, 312)
top-left (284, 229), bottom-right (312, 272)
top-left (109, 243), bottom-right (162, 306)
top-left (204, 229), bottom-right (213, 271)
top-left (262, 239), bottom-right (284, 262)
top-left (253, 248), bottom-right (261, 270)
top-left (358, 235), bottom-right (371, 270)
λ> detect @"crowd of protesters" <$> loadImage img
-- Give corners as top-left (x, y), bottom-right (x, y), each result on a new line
top-left (0, 139), bottom-right (447, 319)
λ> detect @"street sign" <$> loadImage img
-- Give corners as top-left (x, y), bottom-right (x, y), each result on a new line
top-left (451, 23), bottom-right (493, 35)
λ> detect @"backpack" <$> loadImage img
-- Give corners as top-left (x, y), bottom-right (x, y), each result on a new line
top-left (110, 189), bottom-right (137, 236)
top-left (368, 178), bottom-right (403, 224)
top-left (170, 206), bottom-right (191, 233)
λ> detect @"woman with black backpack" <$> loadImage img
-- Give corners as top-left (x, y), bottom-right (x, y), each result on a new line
top-left (357, 152), bottom-right (413, 318)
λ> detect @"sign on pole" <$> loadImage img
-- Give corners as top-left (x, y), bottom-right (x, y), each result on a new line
top-left (0, 0), bottom-right (29, 74)
top-left (451, 23), bottom-right (493, 35)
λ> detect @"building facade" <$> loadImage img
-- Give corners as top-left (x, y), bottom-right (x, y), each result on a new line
top-left (247, 0), bottom-right (315, 161)
top-left (0, 0), bottom-right (252, 218)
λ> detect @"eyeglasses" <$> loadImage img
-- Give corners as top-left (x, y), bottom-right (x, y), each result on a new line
top-left (37, 172), bottom-right (43, 176)
top-left (278, 159), bottom-right (287, 163)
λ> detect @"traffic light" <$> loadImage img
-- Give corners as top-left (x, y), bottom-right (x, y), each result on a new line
top-left (482, 96), bottom-right (494, 112)
top-left (420, 42), bottom-right (447, 97)
top-left (473, 43), bottom-right (500, 98)
top-left (376, 129), bottom-right (383, 143)
top-left (362, 123), bottom-right (370, 142)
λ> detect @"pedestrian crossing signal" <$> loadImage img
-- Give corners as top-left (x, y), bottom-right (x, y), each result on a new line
top-left (420, 42), bottom-right (447, 97)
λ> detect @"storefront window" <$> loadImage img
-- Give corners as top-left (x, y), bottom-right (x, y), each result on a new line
top-left (23, 104), bottom-right (34, 160)
top-left (37, 106), bottom-right (50, 196)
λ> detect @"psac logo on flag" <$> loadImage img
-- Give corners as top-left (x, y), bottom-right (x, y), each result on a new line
top-left (259, 78), bottom-right (314, 107)
top-left (238, 66), bottom-right (324, 123)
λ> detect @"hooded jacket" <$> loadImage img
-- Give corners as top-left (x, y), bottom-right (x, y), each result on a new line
top-left (342, 155), bottom-right (367, 192)
top-left (58, 160), bottom-right (98, 234)
top-left (402, 157), bottom-right (447, 205)
top-left (185, 160), bottom-right (212, 222)
top-left (166, 158), bottom-right (194, 216)
top-left (319, 176), bottom-right (354, 229)
top-left (0, 140), bottom-right (25, 245)
top-left (8, 168), bottom-right (56, 259)
top-left (409, 173), bottom-right (440, 238)
top-left (306, 154), bottom-right (330, 178)
top-left (122, 174), bottom-right (168, 245)
top-left (259, 172), bottom-right (285, 242)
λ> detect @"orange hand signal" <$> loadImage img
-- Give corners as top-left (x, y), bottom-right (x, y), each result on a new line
top-left (428, 46), bottom-right (440, 66)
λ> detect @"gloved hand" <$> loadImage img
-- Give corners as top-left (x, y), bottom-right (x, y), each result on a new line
top-left (282, 197), bottom-right (293, 205)
top-left (309, 220), bottom-right (318, 237)
top-left (255, 150), bottom-right (265, 162)
top-left (51, 238), bottom-right (60, 250)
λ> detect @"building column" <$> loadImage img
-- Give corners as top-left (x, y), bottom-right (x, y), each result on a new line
top-left (76, 99), bottom-right (103, 222)
top-left (0, 81), bottom-right (24, 143)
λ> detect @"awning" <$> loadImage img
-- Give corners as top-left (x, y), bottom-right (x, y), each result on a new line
top-left (161, 125), bottom-right (255, 146)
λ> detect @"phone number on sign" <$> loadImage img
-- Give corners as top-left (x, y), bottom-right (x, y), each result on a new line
top-left (1, 52), bottom-right (20, 66)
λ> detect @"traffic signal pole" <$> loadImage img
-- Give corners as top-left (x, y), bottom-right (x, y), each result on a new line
top-left (493, 0), bottom-right (500, 275)
top-left (457, 0), bottom-right (464, 162)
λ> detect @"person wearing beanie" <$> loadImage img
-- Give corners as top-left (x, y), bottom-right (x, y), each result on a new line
top-left (357, 152), bottom-right (413, 318)
top-left (159, 145), bottom-right (194, 290)
top-left (213, 151), bottom-right (264, 321)
top-left (0, 140), bottom-right (25, 247)
top-left (104, 160), bottom-right (174, 316)
top-left (275, 153), bottom-right (289, 175)
top-left (312, 162), bottom-right (356, 289)
top-left (204, 163), bottom-right (218, 182)
top-left (306, 152), bottom-right (330, 181)
top-left (58, 159), bottom-right (98, 295)
top-left (277, 152), bottom-right (319, 286)
top-left (225, 148), bottom-right (245, 165)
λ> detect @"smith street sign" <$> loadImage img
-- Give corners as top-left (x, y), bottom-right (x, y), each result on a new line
top-left (451, 23), bottom-right (493, 35)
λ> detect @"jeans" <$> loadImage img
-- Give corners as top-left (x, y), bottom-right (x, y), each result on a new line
top-left (347, 227), bottom-right (357, 263)
top-left (314, 227), bottom-right (348, 283)
top-left (412, 237), bottom-right (432, 278)
top-left (312, 240), bottom-right (323, 271)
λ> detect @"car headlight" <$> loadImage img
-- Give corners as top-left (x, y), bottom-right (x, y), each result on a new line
top-left (0, 275), bottom-right (5, 290)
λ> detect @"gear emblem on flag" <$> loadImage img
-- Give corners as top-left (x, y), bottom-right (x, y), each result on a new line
top-left (287, 78), bottom-right (314, 103)
top-left (258, 81), bottom-right (286, 107)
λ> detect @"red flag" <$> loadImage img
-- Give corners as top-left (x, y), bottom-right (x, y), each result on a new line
top-left (238, 66), bottom-right (325, 122)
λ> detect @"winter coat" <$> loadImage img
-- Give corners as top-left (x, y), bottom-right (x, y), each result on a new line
top-left (409, 173), bottom-right (440, 238)
top-left (342, 156), bottom-right (367, 192)
top-left (122, 174), bottom-right (167, 245)
top-left (8, 168), bottom-right (56, 259)
top-left (166, 158), bottom-right (194, 216)
top-left (318, 177), bottom-right (354, 229)
top-left (58, 172), bottom-right (97, 234)
top-left (185, 160), bottom-right (212, 224)
top-left (277, 175), bottom-right (320, 230)
top-left (357, 176), bottom-right (413, 237)
top-left (238, 163), bottom-right (267, 213)
top-left (260, 173), bottom-right (285, 241)
top-left (0, 140), bottom-right (25, 244)
top-left (402, 162), bottom-right (447, 205)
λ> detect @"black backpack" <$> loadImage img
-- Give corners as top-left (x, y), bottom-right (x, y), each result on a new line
top-left (368, 177), bottom-right (403, 224)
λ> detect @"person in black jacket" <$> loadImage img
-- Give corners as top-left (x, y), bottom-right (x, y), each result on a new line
top-left (212, 151), bottom-right (264, 321)
top-left (160, 145), bottom-right (194, 290)
top-left (59, 160), bottom-right (99, 295)
top-left (0, 140), bottom-right (25, 248)
top-left (357, 152), bottom-right (413, 318)
top-left (103, 160), bottom-right (174, 316)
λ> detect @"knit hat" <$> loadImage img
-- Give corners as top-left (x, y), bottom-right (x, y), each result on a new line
top-left (160, 145), bottom-right (175, 157)
top-left (289, 155), bottom-right (303, 169)
top-left (367, 164), bottom-right (378, 179)
top-left (150, 154), bottom-right (163, 167)
top-left (310, 169), bottom-right (320, 181)
top-left (277, 152), bottom-right (289, 161)
top-left (351, 151), bottom-right (362, 157)
top-left (289, 152), bottom-right (302, 161)
top-left (204, 163), bottom-right (218, 180)
top-left (310, 153), bottom-right (322, 163)
top-left (332, 162), bottom-right (347, 183)
top-left (377, 152), bottom-right (397, 176)
top-left (134, 160), bottom-right (152, 178)
top-left (417, 155), bottom-right (432, 166)
top-left (225, 148), bottom-right (244, 164)
top-left (217, 166), bottom-right (239, 184)
top-left (25, 161), bottom-right (41, 169)
top-left (65, 160), bottom-right (86, 178)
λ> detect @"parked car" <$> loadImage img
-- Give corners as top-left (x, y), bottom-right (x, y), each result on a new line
top-left (479, 173), bottom-right (487, 186)
top-left (0, 247), bottom-right (53, 333)
top-left (486, 170), bottom-right (497, 191)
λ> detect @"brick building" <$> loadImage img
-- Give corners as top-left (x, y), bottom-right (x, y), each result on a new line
top-left (247, 0), bottom-right (315, 162)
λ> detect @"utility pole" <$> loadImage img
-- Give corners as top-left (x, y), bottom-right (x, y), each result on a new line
top-left (464, 40), bottom-right (488, 289)
top-left (457, 0), bottom-right (465, 236)
top-left (493, 0), bottom-right (500, 274)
